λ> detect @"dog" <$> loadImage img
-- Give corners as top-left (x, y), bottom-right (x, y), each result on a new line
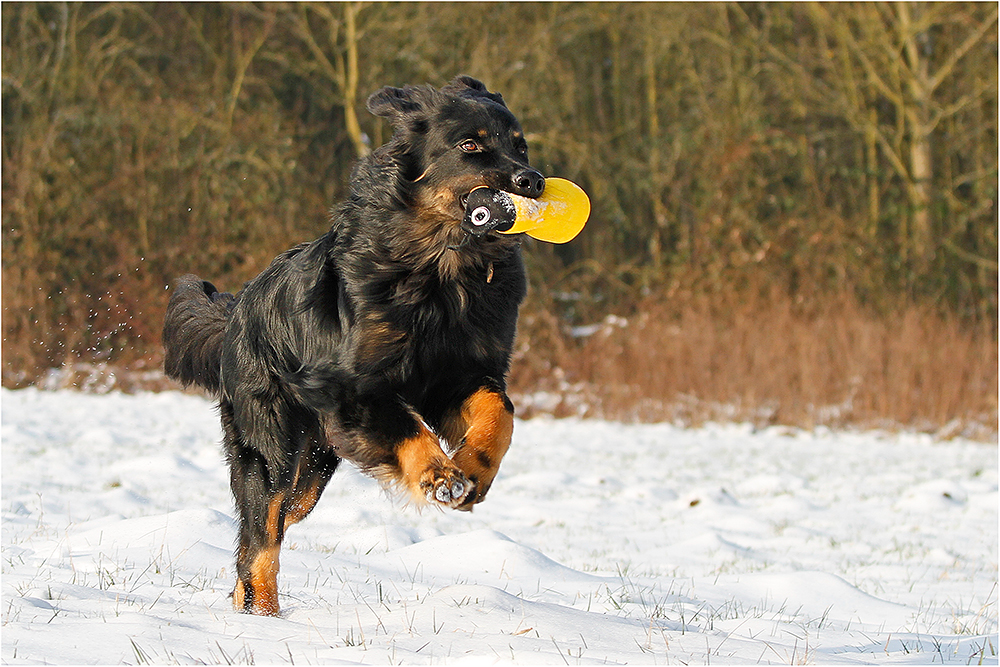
top-left (162, 76), bottom-right (543, 616)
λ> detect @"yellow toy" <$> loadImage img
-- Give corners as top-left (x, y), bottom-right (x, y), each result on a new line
top-left (462, 178), bottom-right (590, 244)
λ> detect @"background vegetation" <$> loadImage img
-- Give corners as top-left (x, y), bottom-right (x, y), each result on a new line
top-left (3, 2), bottom-right (997, 437)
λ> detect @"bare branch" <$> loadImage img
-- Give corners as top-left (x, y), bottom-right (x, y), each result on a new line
top-left (929, 5), bottom-right (999, 93)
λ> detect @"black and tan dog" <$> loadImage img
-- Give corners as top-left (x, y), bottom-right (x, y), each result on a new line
top-left (162, 76), bottom-right (542, 616)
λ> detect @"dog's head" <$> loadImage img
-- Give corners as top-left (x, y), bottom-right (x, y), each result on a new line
top-left (363, 76), bottom-right (544, 231)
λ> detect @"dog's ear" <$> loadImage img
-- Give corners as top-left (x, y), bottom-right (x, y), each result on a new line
top-left (366, 85), bottom-right (433, 126)
top-left (448, 75), bottom-right (488, 94)
top-left (444, 75), bottom-right (506, 107)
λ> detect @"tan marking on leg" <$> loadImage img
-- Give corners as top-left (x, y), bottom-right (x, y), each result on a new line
top-left (245, 545), bottom-right (281, 616)
top-left (232, 573), bottom-right (247, 611)
top-left (235, 494), bottom-right (284, 616)
top-left (388, 423), bottom-right (471, 508)
top-left (237, 477), bottom-right (326, 615)
top-left (283, 481), bottom-right (323, 530)
top-left (266, 493), bottom-right (284, 541)
top-left (450, 389), bottom-right (514, 509)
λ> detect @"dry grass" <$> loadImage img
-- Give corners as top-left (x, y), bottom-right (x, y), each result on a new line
top-left (3, 278), bottom-right (995, 441)
top-left (509, 289), bottom-right (998, 441)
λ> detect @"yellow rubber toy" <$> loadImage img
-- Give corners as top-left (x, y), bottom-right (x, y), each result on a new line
top-left (499, 177), bottom-right (591, 244)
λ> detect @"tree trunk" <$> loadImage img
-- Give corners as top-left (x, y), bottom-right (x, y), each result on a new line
top-left (898, 2), bottom-right (933, 267)
top-left (343, 2), bottom-right (369, 158)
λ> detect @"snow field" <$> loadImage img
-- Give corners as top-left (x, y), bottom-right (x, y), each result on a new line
top-left (2, 388), bottom-right (996, 664)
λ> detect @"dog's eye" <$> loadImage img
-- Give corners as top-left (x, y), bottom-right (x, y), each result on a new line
top-left (459, 140), bottom-right (483, 153)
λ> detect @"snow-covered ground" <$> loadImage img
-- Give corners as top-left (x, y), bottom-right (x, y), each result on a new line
top-left (2, 388), bottom-right (996, 665)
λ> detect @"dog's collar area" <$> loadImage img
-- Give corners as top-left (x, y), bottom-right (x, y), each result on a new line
top-left (443, 237), bottom-right (493, 283)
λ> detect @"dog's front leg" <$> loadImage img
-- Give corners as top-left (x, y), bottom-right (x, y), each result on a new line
top-left (392, 419), bottom-right (473, 507)
top-left (442, 387), bottom-right (515, 511)
top-left (335, 396), bottom-right (472, 509)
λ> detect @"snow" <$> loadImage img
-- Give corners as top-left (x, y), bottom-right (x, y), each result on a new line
top-left (2, 387), bottom-right (996, 665)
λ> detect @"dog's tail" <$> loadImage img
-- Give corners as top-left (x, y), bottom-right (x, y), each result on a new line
top-left (162, 274), bottom-right (234, 393)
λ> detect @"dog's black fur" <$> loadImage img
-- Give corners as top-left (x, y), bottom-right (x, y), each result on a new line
top-left (162, 76), bottom-right (542, 615)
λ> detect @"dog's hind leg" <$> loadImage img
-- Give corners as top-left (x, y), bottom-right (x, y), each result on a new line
top-left (441, 387), bottom-right (515, 511)
top-left (223, 402), bottom-right (338, 616)
top-left (283, 438), bottom-right (340, 531)
top-left (227, 436), bottom-right (283, 617)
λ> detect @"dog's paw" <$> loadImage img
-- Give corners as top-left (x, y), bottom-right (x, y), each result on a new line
top-left (419, 461), bottom-right (473, 508)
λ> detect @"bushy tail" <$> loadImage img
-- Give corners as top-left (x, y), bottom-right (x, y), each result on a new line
top-left (162, 274), bottom-right (234, 393)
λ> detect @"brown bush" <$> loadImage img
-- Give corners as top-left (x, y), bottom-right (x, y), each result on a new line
top-left (510, 287), bottom-right (997, 440)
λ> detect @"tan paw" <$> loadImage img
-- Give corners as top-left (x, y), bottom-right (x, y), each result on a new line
top-left (232, 576), bottom-right (280, 616)
top-left (418, 459), bottom-right (473, 508)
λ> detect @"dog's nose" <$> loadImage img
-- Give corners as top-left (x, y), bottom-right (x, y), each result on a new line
top-left (511, 169), bottom-right (545, 199)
